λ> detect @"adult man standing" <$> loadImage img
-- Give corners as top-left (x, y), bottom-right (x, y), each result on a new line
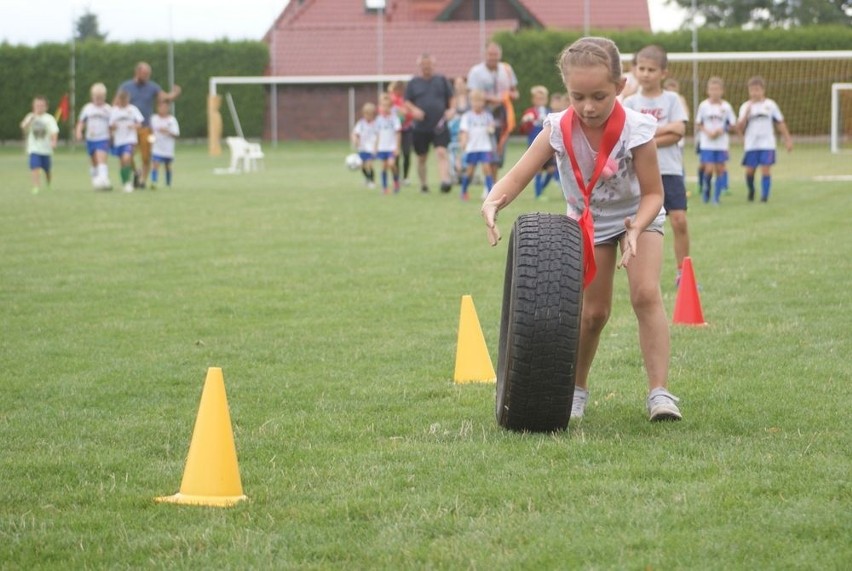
top-left (119, 62), bottom-right (181, 188)
top-left (466, 42), bottom-right (519, 180)
top-left (404, 53), bottom-right (454, 193)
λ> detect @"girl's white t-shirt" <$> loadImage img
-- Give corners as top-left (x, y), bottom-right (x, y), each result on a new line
top-left (545, 107), bottom-right (665, 244)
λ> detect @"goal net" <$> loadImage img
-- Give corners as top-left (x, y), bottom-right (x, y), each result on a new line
top-left (641, 51), bottom-right (852, 148)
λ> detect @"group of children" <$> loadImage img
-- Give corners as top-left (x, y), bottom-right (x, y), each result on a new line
top-left (21, 83), bottom-right (180, 194)
top-left (695, 75), bottom-right (793, 204)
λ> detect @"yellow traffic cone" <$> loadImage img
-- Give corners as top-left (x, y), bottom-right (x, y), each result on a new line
top-left (453, 295), bottom-right (497, 384)
top-left (155, 367), bottom-right (247, 507)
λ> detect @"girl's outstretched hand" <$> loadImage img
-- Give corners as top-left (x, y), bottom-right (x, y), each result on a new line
top-left (618, 217), bottom-right (640, 269)
top-left (481, 194), bottom-right (508, 246)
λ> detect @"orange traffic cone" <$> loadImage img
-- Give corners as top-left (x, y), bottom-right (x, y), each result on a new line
top-left (453, 295), bottom-right (497, 383)
top-left (673, 257), bottom-right (707, 326)
top-left (155, 367), bottom-right (247, 507)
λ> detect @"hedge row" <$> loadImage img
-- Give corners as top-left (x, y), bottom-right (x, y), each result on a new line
top-left (496, 26), bottom-right (852, 135)
top-left (0, 40), bottom-right (268, 141)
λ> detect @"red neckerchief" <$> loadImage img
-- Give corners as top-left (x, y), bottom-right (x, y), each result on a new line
top-left (560, 101), bottom-right (626, 288)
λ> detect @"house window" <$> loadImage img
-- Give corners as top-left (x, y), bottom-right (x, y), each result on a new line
top-left (473, 0), bottom-right (495, 20)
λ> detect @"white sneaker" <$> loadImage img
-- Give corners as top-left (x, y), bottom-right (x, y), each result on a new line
top-left (123, 182), bottom-right (134, 193)
top-left (570, 387), bottom-right (588, 419)
top-left (647, 388), bottom-right (682, 421)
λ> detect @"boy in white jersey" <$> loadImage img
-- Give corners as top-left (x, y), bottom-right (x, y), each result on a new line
top-left (623, 44), bottom-right (691, 287)
top-left (458, 90), bottom-right (496, 201)
top-left (696, 77), bottom-right (737, 204)
top-left (109, 90), bottom-right (144, 193)
top-left (149, 100), bottom-right (180, 189)
top-left (351, 102), bottom-right (378, 189)
top-left (736, 76), bottom-right (793, 202)
top-left (374, 94), bottom-right (402, 194)
top-left (75, 83), bottom-right (112, 190)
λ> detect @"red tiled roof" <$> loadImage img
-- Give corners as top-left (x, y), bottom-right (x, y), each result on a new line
top-left (270, 20), bottom-right (519, 77)
top-left (264, 0), bottom-right (650, 77)
top-left (518, 0), bottom-right (650, 30)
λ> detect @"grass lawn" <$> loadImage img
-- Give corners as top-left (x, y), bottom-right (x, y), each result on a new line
top-left (0, 140), bottom-right (850, 569)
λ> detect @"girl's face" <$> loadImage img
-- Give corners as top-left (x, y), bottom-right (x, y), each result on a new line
top-left (565, 64), bottom-right (622, 129)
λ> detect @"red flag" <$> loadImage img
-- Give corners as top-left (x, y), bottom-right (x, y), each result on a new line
top-left (55, 93), bottom-right (70, 122)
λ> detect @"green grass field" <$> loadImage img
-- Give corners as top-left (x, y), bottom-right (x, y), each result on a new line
top-left (1, 140), bottom-right (850, 569)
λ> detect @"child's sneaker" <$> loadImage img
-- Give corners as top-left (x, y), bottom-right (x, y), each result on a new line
top-left (123, 182), bottom-right (134, 193)
top-left (570, 387), bottom-right (588, 420)
top-left (646, 387), bottom-right (682, 421)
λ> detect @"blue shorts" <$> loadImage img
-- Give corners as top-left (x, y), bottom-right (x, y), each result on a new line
top-left (465, 151), bottom-right (493, 166)
top-left (376, 151), bottom-right (395, 161)
top-left (358, 151), bottom-right (375, 162)
top-left (152, 155), bottom-right (173, 165)
top-left (29, 153), bottom-right (51, 172)
top-left (662, 174), bottom-right (687, 212)
top-left (86, 139), bottom-right (110, 156)
top-left (700, 149), bottom-right (729, 164)
top-left (112, 144), bottom-right (134, 157)
top-left (742, 150), bottom-right (776, 168)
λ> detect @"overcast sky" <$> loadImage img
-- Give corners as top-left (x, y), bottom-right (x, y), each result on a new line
top-left (0, 0), bottom-right (688, 45)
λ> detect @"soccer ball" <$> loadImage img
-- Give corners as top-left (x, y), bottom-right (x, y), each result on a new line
top-left (345, 153), bottom-right (363, 171)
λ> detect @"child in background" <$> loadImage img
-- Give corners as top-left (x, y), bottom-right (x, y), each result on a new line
top-left (447, 76), bottom-right (470, 184)
top-left (109, 89), bottom-right (144, 193)
top-left (481, 37), bottom-right (682, 422)
top-left (458, 89), bottom-right (495, 201)
top-left (375, 93), bottom-right (402, 194)
top-left (20, 95), bottom-right (59, 194)
top-left (736, 76), bottom-right (793, 202)
top-left (351, 102), bottom-right (378, 189)
top-left (388, 81), bottom-right (414, 185)
top-left (696, 77), bottom-right (737, 204)
top-left (75, 83), bottom-right (112, 190)
top-left (519, 85), bottom-right (557, 199)
top-left (623, 45), bottom-right (691, 288)
top-left (149, 100), bottom-right (180, 189)
top-left (663, 77), bottom-right (693, 195)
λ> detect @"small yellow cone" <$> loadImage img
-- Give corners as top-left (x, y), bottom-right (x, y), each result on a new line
top-left (155, 367), bottom-right (247, 507)
top-left (453, 295), bottom-right (497, 384)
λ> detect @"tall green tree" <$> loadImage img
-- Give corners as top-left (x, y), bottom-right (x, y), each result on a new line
top-left (75, 9), bottom-right (107, 42)
top-left (668, 0), bottom-right (851, 28)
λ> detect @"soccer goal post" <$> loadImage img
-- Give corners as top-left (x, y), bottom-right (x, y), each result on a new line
top-left (831, 83), bottom-right (852, 154)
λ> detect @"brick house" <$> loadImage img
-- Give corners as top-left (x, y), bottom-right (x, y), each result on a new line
top-left (263, 0), bottom-right (650, 140)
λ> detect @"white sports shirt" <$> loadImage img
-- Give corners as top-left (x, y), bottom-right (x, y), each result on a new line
top-left (738, 98), bottom-right (785, 152)
top-left (459, 110), bottom-right (495, 153)
top-left (110, 105), bottom-right (144, 146)
top-left (150, 114), bottom-right (180, 158)
top-left (79, 103), bottom-right (112, 141)
top-left (696, 99), bottom-right (737, 151)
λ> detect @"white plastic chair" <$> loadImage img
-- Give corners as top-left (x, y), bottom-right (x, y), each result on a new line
top-left (215, 137), bottom-right (264, 174)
